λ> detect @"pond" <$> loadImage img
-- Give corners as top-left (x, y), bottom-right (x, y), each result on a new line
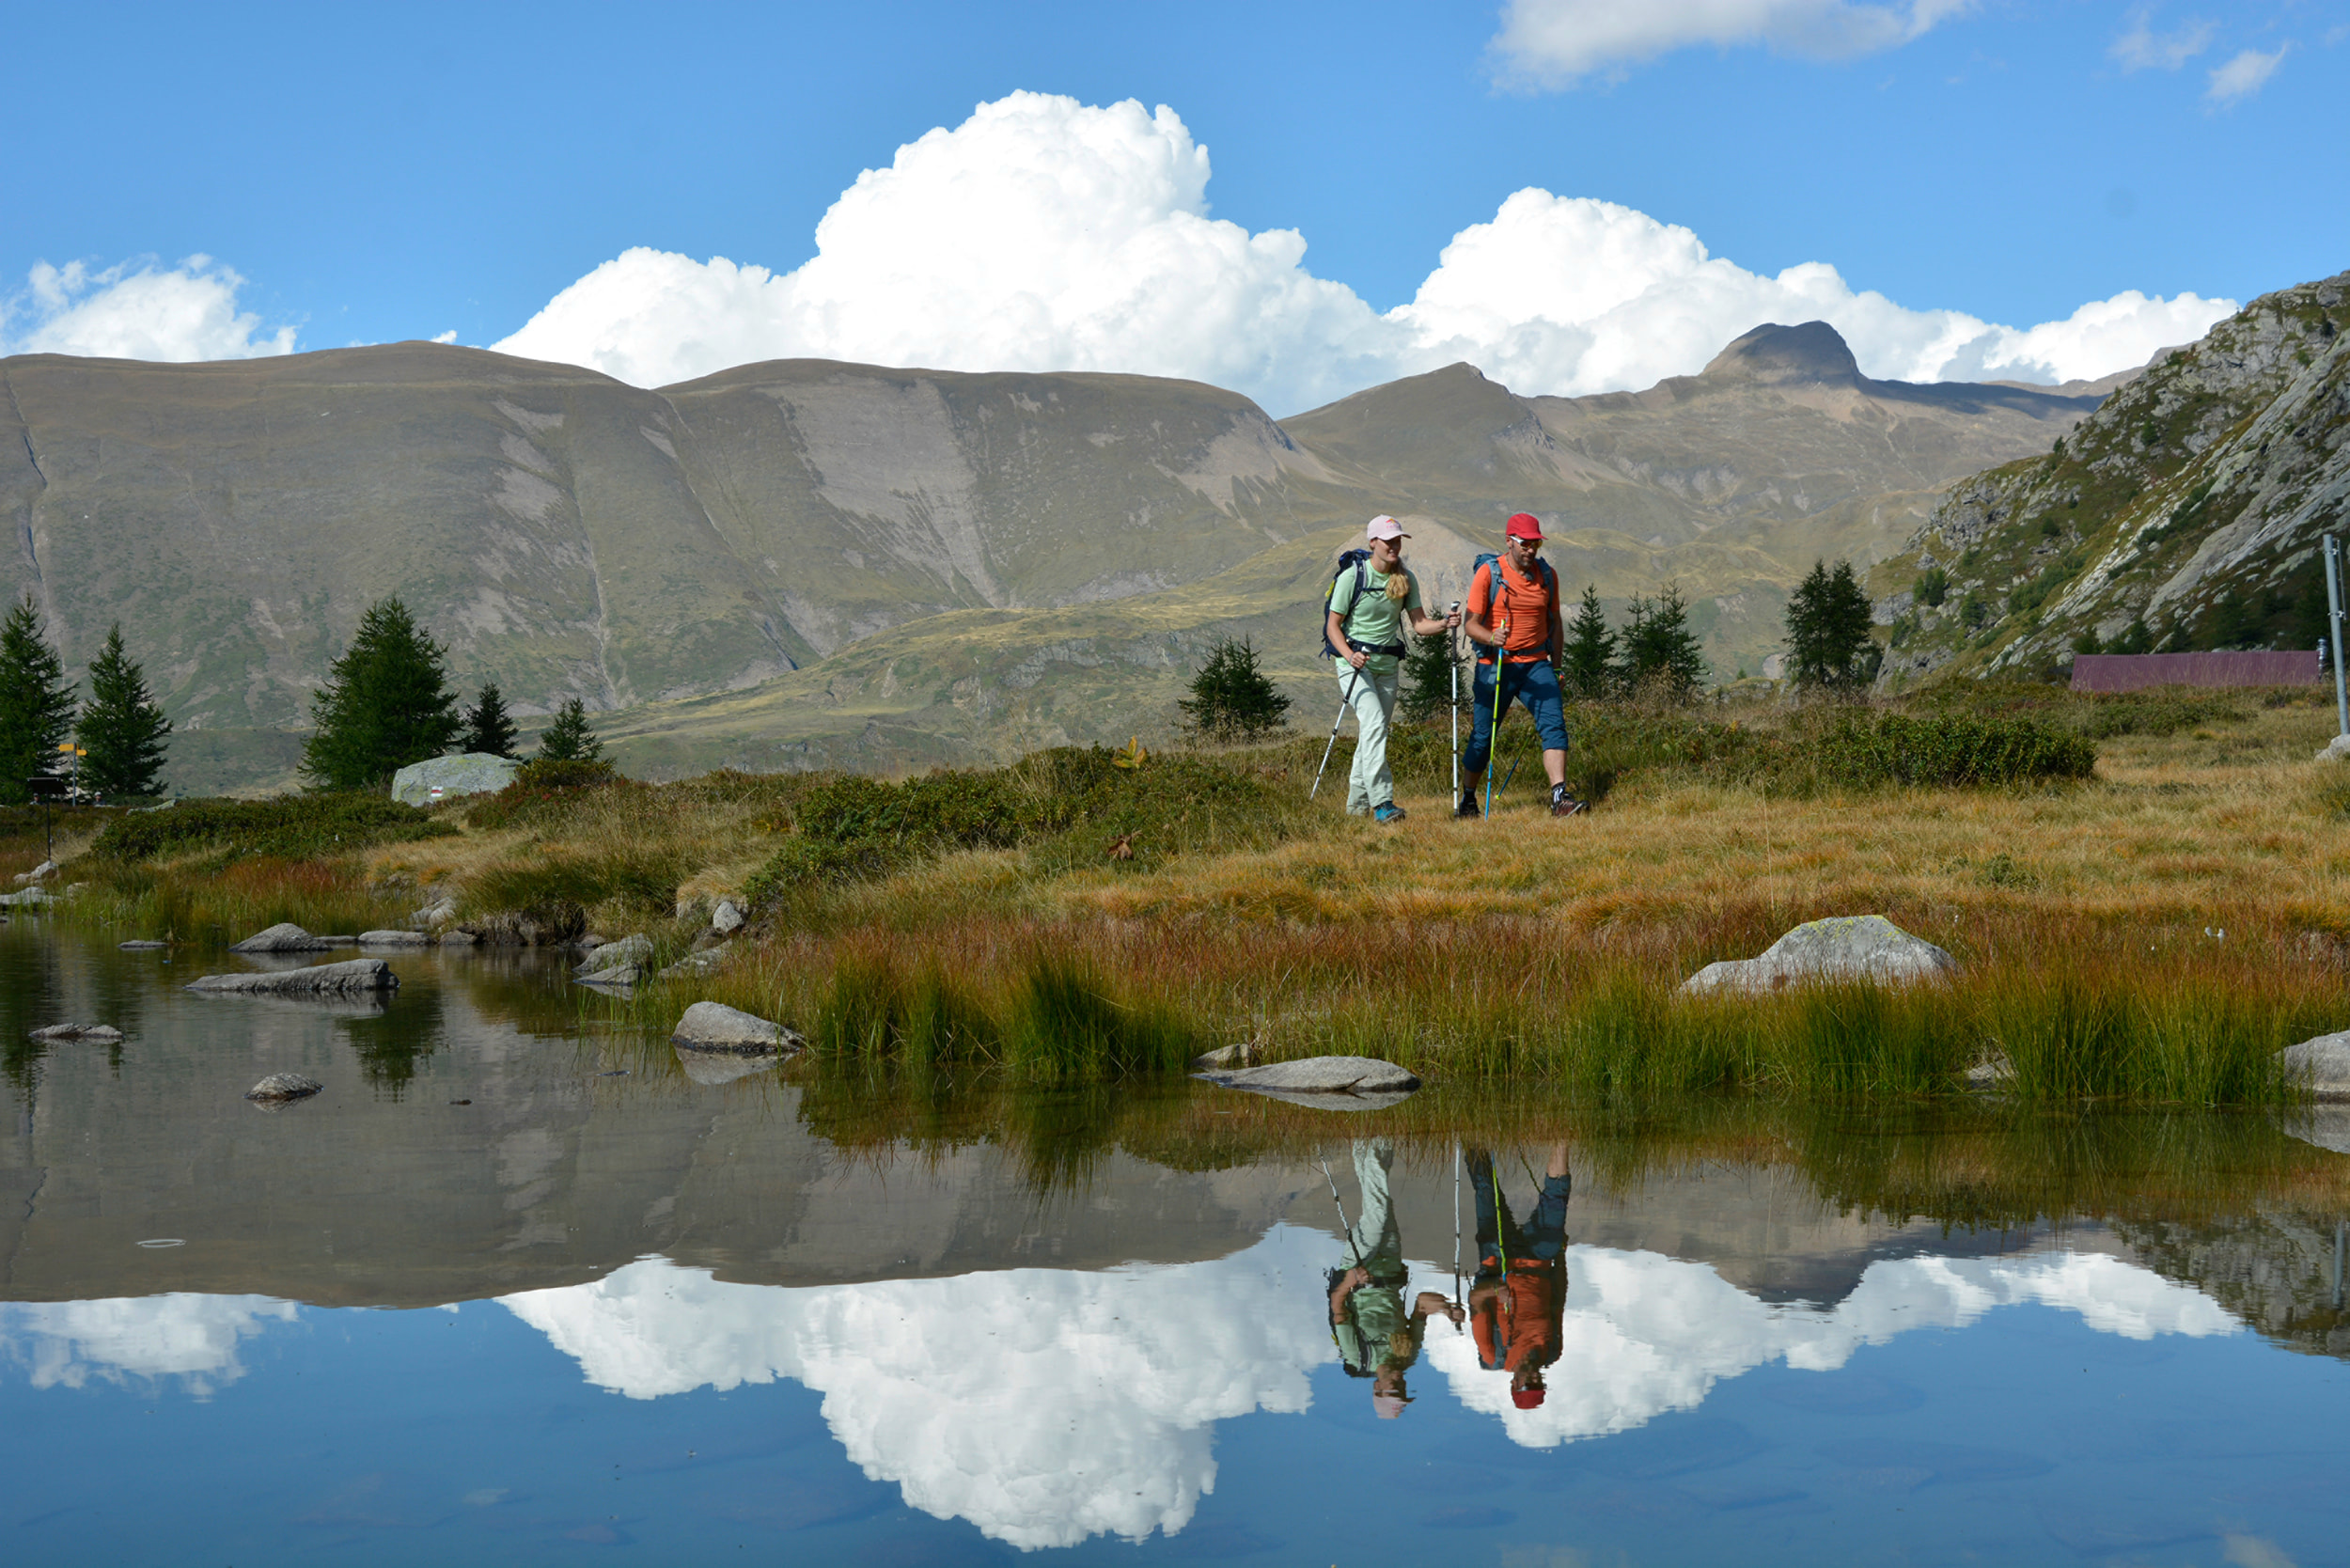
top-left (5, 918), bottom-right (2350, 1565)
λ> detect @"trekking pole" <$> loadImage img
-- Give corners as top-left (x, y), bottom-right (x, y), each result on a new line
top-left (1320, 1156), bottom-right (1366, 1269)
top-left (1452, 1137), bottom-right (1464, 1317)
top-left (1448, 601), bottom-right (1462, 807)
top-left (1484, 609), bottom-right (1509, 820)
top-left (1308, 666), bottom-right (1365, 802)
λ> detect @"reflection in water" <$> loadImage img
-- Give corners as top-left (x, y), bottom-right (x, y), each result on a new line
top-left (1326, 1138), bottom-right (1463, 1419)
top-left (502, 1231), bottom-right (1329, 1550)
top-left (1465, 1142), bottom-right (1573, 1411)
top-left (0, 1294), bottom-right (296, 1394)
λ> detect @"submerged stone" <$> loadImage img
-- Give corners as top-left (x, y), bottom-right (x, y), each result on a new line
top-left (1680, 915), bottom-right (1957, 996)
top-left (359, 930), bottom-right (431, 947)
top-left (229, 922), bottom-right (332, 954)
top-left (29, 1023), bottom-right (124, 1043)
top-left (188, 959), bottom-right (399, 996)
top-left (1198, 1056), bottom-right (1421, 1104)
top-left (670, 1001), bottom-right (804, 1057)
top-left (245, 1073), bottom-right (323, 1104)
top-left (118, 939), bottom-right (169, 950)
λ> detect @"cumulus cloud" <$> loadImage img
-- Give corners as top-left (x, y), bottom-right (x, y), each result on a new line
top-left (2207, 43), bottom-right (2289, 103)
top-left (1489, 0), bottom-right (1971, 86)
top-left (2111, 10), bottom-right (2217, 71)
top-left (0, 1294), bottom-right (299, 1395)
top-left (2, 256), bottom-right (298, 361)
top-left (494, 93), bottom-right (2232, 415)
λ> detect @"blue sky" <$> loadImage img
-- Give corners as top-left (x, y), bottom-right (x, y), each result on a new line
top-left (2, 1), bottom-right (2342, 410)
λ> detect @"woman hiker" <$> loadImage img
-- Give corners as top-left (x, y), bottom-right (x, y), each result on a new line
top-left (1460, 512), bottom-right (1584, 818)
top-left (1324, 515), bottom-right (1460, 823)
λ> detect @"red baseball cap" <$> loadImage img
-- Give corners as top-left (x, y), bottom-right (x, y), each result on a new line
top-left (1505, 513), bottom-right (1543, 541)
top-left (1512, 1387), bottom-right (1546, 1409)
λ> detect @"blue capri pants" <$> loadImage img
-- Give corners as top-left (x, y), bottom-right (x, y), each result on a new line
top-left (1461, 657), bottom-right (1571, 776)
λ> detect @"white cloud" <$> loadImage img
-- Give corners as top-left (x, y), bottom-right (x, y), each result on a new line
top-left (431, 329), bottom-right (458, 344)
top-left (2111, 10), bottom-right (2217, 71)
top-left (1489, 0), bottom-right (1971, 86)
top-left (2, 256), bottom-right (298, 361)
top-left (0, 1294), bottom-right (298, 1395)
top-left (2207, 43), bottom-right (2289, 103)
top-left (494, 93), bottom-right (2232, 414)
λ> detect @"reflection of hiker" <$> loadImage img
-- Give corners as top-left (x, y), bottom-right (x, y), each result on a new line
top-left (1325, 516), bottom-right (1460, 824)
top-left (1459, 513), bottom-right (1581, 819)
top-left (1328, 1137), bottom-right (1464, 1419)
top-left (1465, 1142), bottom-right (1571, 1409)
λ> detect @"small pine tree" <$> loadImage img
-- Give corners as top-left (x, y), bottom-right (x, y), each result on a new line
top-left (1620, 585), bottom-right (1707, 700)
top-left (76, 623), bottom-right (171, 798)
top-left (536, 697), bottom-right (605, 761)
top-left (2112, 619), bottom-right (2155, 656)
top-left (1785, 558), bottom-right (1879, 691)
top-left (1559, 585), bottom-right (1617, 700)
top-left (301, 597), bottom-right (463, 791)
top-left (1397, 624), bottom-right (1459, 725)
top-left (460, 681), bottom-right (520, 758)
top-left (1178, 635), bottom-right (1292, 743)
top-left (0, 593), bottom-right (77, 807)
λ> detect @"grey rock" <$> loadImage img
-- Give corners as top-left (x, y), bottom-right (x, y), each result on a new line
top-left (670, 1000), bottom-right (805, 1057)
top-left (390, 751), bottom-right (522, 808)
top-left (315, 934), bottom-right (359, 948)
top-left (1198, 1055), bottom-right (1420, 1100)
top-left (411, 898), bottom-right (458, 930)
top-left (712, 899), bottom-right (744, 934)
top-left (575, 933), bottom-right (652, 979)
top-left (29, 1023), bottom-right (125, 1043)
top-left (15, 859), bottom-right (56, 884)
top-left (575, 962), bottom-right (645, 988)
top-left (0, 887), bottom-right (53, 908)
top-left (437, 928), bottom-right (478, 947)
top-left (229, 921), bottom-right (331, 954)
top-left (2318, 735), bottom-right (2350, 763)
top-left (244, 1073), bottom-right (323, 1104)
top-left (2280, 1031), bottom-right (2350, 1101)
top-left (2281, 1107), bottom-right (2350, 1155)
top-left (659, 949), bottom-right (729, 980)
top-left (358, 929), bottom-right (431, 948)
top-left (1680, 915), bottom-right (1957, 996)
top-left (1190, 1042), bottom-right (1257, 1071)
top-left (1963, 1052), bottom-right (2015, 1091)
top-left (187, 959), bottom-right (399, 996)
top-left (118, 939), bottom-right (169, 949)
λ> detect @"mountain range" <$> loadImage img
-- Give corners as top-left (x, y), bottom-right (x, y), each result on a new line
top-left (1, 323), bottom-right (2117, 790)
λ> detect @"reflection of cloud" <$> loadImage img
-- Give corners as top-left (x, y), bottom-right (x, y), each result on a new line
top-left (501, 1231), bottom-right (1330, 1551)
top-left (1, 1294), bottom-right (298, 1395)
top-left (1420, 1247), bottom-right (2238, 1447)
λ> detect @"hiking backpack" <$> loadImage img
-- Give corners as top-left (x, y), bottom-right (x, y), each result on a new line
top-left (1318, 548), bottom-right (1407, 660)
top-left (1469, 552), bottom-right (1558, 664)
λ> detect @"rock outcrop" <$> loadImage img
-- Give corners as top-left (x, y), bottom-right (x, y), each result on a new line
top-left (187, 960), bottom-right (400, 996)
top-left (1681, 915), bottom-right (1957, 996)
top-left (390, 752), bottom-right (522, 808)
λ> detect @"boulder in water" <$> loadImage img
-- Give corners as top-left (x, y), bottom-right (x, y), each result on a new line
top-left (229, 922), bottom-right (332, 954)
top-left (1198, 1056), bottom-right (1420, 1107)
top-left (187, 959), bottom-right (399, 996)
top-left (390, 752), bottom-right (522, 808)
top-left (245, 1073), bottom-right (323, 1104)
top-left (2279, 1030), bottom-right (2350, 1101)
top-left (1680, 915), bottom-right (1956, 996)
top-left (670, 1001), bottom-right (804, 1057)
top-left (359, 929), bottom-right (430, 948)
top-left (29, 1023), bottom-right (124, 1043)
top-left (575, 933), bottom-right (652, 981)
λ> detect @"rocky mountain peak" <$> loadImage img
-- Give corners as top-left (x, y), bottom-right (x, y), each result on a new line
top-left (1700, 321), bottom-right (1864, 388)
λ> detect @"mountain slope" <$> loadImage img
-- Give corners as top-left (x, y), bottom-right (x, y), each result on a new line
top-left (1878, 271), bottom-right (2350, 680)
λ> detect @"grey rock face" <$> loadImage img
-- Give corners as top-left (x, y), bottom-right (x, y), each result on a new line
top-left (1198, 1056), bottom-right (1420, 1096)
top-left (575, 934), bottom-right (652, 980)
top-left (2280, 1031), bottom-right (2350, 1101)
top-left (187, 959), bottom-right (399, 996)
top-left (390, 752), bottom-right (522, 808)
top-left (229, 922), bottom-right (332, 954)
top-left (245, 1073), bottom-right (323, 1103)
top-left (670, 1001), bottom-right (805, 1057)
top-left (1680, 915), bottom-right (1957, 996)
top-left (29, 1023), bottom-right (124, 1043)
top-left (359, 930), bottom-right (431, 948)
top-left (712, 899), bottom-right (744, 934)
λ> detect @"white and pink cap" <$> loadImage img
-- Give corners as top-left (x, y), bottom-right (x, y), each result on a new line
top-left (1366, 515), bottom-right (1408, 541)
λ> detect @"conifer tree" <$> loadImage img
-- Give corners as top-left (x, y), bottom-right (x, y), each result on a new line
top-left (0, 593), bottom-right (76, 807)
top-left (536, 697), bottom-right (605, 762)
top-left (1397, 623), bottom-right (1459, 725)
top-left (1559, 585), bottom-right (1617, 700)
top-left (1178, 636), bottom-right (1291, 743)
top-left (1619, 585), bottom-right (1707, 700)
top-left (459, 681), bottom-right (520, 758)
top-left (1784, 558), bottom-right (1879, 691)
top-left (301, 597), bottom-right (462, 791)
top-left (75, 623), bottom-right (171, 798)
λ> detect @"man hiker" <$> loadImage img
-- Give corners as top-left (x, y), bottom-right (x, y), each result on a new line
top-left (1326, 515), bottom-right (1460, 823)
top-left (1460, 512), bottom-right (1583, 818)
top-left (1464, 1142), bottom-right (1571, 1410)
top-left (1327, 1137), bottom-right (1464, 1419)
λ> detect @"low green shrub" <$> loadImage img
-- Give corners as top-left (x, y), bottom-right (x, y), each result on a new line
top-left (468, 845), bottom-right (688, 917)
top-left (88, 793), bottom-right (454, 862)
top-left (464, 760), bottom-right (634, 831)
top-left (1805, 713), bottom-right (2096, 788)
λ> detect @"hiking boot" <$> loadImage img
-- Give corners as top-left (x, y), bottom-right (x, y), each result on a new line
top-left (1455, 794), bottom-right (1481, 820)
top-left (1372, 802), bottom-right (1407, 824)
top-left (1550, 786), bottom-right (1586, 818)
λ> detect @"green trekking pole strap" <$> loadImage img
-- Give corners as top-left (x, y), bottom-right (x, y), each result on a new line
top-left (1484, 608), bottom-right (1508, 820)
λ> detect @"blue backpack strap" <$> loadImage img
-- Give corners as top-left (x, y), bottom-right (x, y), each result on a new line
top-left (1321, 549), bottom-right (1372, 658)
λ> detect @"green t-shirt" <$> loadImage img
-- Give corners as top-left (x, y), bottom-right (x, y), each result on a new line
top-left (1328, 562), bottom-right (1422, 671)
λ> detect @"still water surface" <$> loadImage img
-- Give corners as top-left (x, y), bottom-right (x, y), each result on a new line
top-left (5, 921), bottom-right (2349, 1564)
